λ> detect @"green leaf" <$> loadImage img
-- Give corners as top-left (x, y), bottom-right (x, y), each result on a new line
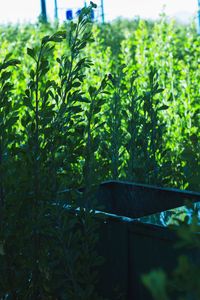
top-left (1, 71), bottom-right (12, 81)
top-left (30, 69), bottom-right (35, 79)
top-left (68, 105), bottom-right (83, 114)
top-left (89, 86), bottom-right (96, 97)
top-left (27, 48), bottom-right (36, 61)
top-left (157, 105), bottom-right (169, 111)
top-left (0, 59), bottom-right (20, 71)
top-left (77, 41), bottom-right (87, 51)
top-left (90, 1), bottom-right (97, 8)
top-left (142, 270), bottom-right (169, 300)
top-left (42, 35), bottom-right (50, 44)
top-left (79, 97), bottom-right (91, 103)
top-left (153, 88), bottom-right (165, 95)
top-left (6, 116), bottom-right (18, 127)
top-left (72, 82), bottom-right (81, 88)
top-left (48, 31), bottom-right (66, 43)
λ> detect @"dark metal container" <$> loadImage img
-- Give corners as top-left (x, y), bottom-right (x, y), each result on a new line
top-left (94, 180), bottom-right (200, 300)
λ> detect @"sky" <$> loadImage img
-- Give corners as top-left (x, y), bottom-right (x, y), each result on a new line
top-left (0, 0), bottom-right (198, 24)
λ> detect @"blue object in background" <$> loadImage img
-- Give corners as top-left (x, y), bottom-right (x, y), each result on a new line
top-left (66, 9), bottom-right (73, 20)
top-left (90, 9), bottom-right (95, 21)
top-left (76, 9), bottom-right (82, 16)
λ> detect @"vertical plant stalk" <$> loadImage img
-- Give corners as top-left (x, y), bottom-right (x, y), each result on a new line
top-left (127, 76), bottom-right (139, 181)
top-left (62, 22), bottom-right (80, 104)
top-left (111, 92), bottom-right (120, 179)
top-left (84, 93), bottom-right (99, 207)
top-left (84, 99), bottom-right (94, 205)
top-left (147, 68), bottom-right (166, 185)
top-left (34, 49), bottom-right (42, 203)
top-left (149, 91), bottom-right (158, 184)
top-left (0, 57), bottom-right (20, 299)
top-left (109, 75), bottom-right (122, 180)
top-left (84, 77), bottom-right (107, 204)
top-left (25, 31), bottom-right (67, 298)
top-left (0, 137), bottom-right (3, 211)
top-left (32, 47), bottom-right (42, 300)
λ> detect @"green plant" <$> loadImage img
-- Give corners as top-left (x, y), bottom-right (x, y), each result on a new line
top-left (0, 3), bottom-right (108, 299)
top-left (142, 209), bottom-right (200, 300)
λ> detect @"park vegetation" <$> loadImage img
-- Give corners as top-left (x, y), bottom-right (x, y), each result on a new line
top-left (0, 3), bottom-right (199, 299)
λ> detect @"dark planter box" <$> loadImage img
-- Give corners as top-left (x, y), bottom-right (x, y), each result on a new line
top-left (93, 181), bottom-right (200, 300)
top-left (96, 180), bottom-right (200, 218)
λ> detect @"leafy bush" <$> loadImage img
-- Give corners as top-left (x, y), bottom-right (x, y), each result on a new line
top-left (0, 3), bottom-right (107, 299)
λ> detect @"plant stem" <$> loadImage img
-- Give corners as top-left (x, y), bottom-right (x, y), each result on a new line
top-left (0, 137), bottom-right (4, 210)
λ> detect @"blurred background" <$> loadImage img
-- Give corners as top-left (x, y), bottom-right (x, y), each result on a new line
top-left (0, 0), bottom-right (198, 25)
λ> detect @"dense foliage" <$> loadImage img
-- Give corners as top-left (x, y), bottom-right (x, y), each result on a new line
top-left (0, 3), bottom-right (199, 299)
top-left (0, 13), bottom-right (199, 190)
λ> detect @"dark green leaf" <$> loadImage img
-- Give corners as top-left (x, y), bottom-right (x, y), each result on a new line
top-left (157, 105), bottom-right (169, 111)
top-left (27, 48), bottom-right (36, 60)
